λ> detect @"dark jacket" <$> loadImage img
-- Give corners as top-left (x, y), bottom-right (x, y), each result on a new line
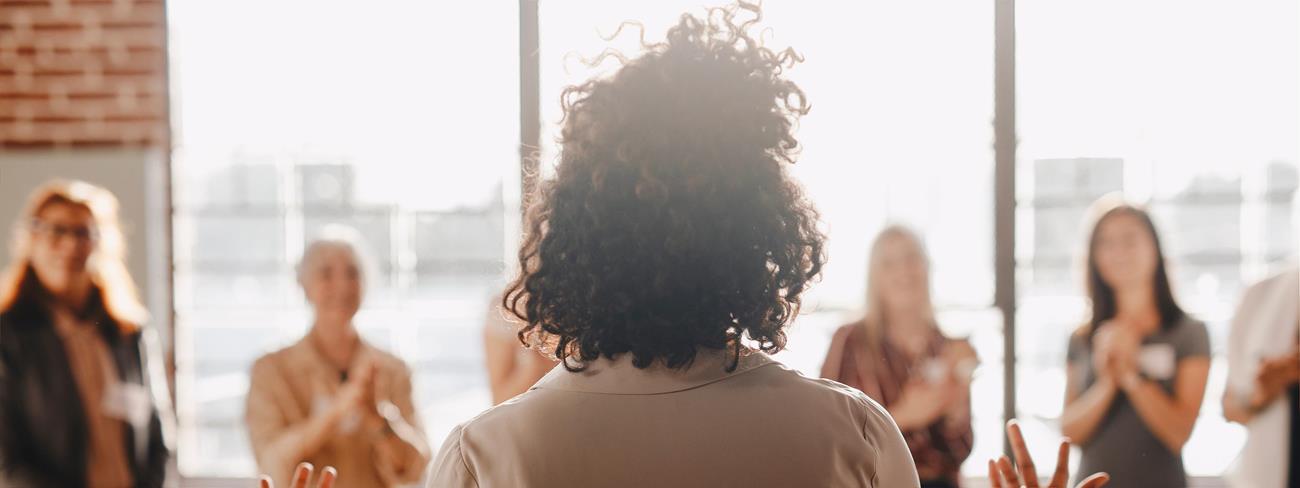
top-left (0, 295), bottom-right (172, 488)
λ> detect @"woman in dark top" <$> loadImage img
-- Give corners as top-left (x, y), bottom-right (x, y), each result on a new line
top-left (0, 180), bottom-right (172, 488)
top-left (821, 226), bottom-right (977, 488)
top-left (1060, 201), bottom-right (1210, 488)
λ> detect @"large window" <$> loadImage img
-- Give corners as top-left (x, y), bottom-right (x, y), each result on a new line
top-left (1014, 0), bottom-right (1299, 476)
top-left (165, 0), bottom-right (1296, 483)
top-left (168, 0), bottom-right (519, 478)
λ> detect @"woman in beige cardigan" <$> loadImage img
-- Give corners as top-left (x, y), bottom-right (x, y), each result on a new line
top-left (245, 229), bottom-right (429, 488)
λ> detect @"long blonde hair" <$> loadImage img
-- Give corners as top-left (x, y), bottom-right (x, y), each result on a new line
top-left (860, 225), bottom-right (939, 350)
top-left (0, 180), bottom-right (147, 333)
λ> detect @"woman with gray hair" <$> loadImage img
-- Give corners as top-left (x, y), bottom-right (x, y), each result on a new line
top-left (245, 227), bottom-right (429, 488)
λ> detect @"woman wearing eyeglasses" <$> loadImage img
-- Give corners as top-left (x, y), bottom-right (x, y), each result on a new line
top-left (0, 180), bottom-right (172, 488)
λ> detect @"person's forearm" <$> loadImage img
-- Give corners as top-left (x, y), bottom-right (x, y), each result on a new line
top-left (262, 403), bottom-right (348, 469)
top-left (942, 396), bottom-right (975, 465)
top-left (889, 407), bottom-right (928, 432)
top-left (366, 409), bottom-right (431, 483)
top-left (1061, 377), bottom-right (1118, 445)
top-left (379, 423), bottom-right (431, 482)
top-left (1122, 377), bottom-right (1197, 452)
top-left (1222, 387), bottom-right (1255, 424)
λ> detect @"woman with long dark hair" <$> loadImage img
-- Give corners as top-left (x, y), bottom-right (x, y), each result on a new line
top-left (1060, 200), bottom-right (1210, 487)
top-left (0, 180), bottom-right (172, 487)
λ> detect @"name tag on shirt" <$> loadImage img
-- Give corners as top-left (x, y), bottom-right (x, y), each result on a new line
top-left (1138, 343), bottom-right (1177, 381)
top-left (102, 383), bottom-right (153, 428)
top-left (313, 394), bottom-right (361, 434)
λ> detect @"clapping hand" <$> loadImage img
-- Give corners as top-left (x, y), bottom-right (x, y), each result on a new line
top-left (1092, 323), bottom-right (1139, 381)
top-left (1251, 348), bottom-right (1300, 409)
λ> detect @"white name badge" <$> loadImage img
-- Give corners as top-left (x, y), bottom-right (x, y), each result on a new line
top-left (1138, 343), bottom-right (1177, 381)
top-left (312, 394), bottom-right (361, 434)
top-left (102, 383), bottom-right (153, 428)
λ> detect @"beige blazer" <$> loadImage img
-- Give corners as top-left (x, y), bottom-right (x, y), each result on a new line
top-left (246, 339), bottom-right (430, 488)
top-left (427, 348), bottom-right (919, 487)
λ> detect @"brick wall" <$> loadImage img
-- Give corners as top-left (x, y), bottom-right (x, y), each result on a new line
top-left (0, 0), bottom-right (167, 148)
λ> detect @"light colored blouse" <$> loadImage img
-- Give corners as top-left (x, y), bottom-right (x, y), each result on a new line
top-left (1224, 266), bottom-right (1299, 488)
top-left (246, 338), bottom-right (430, 488)
top-left (428, 348), bottom-right (919, 487)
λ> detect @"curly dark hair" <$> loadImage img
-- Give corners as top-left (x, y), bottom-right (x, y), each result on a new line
top-left (505, 2), bottom-right (825, 372)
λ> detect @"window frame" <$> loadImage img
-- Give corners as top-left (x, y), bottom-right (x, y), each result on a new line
top-left (162, 0), bottom-right (1281, 485)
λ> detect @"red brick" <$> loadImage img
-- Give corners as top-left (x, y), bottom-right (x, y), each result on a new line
top-left (1, 0), bottom-right (167, 146)
top-left (0, 2), bottom-right (164, 25)
top-left (0, 94), bottom-right (163, 119)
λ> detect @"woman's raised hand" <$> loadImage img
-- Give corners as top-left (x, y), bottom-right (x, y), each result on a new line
top-left (258, 462), bottom-right (337, 488)
top-left (988, 420), bottom-right (1109, 488)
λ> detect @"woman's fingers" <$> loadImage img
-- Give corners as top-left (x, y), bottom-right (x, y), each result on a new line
top-left (997, 456), bottom-right (1020, 487)
top-left (316, 466), bottom-right (338, 488)
top-left (1077, 472), bottom-right (1110, 488)
top-left (291, 463), bottom-right (314, 488)
top-left (1007, 420), bottom-right (1040, 486)
top-left (982, 460), bottom-right (1003, 486)
top-left (260, 463), bottom-right (335, 488)
top-left (997, 418), bottom-right (1106, 488)
top-left (1049, 440), bottom-right (1071, 488)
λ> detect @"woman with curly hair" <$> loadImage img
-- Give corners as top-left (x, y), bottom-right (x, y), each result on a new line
top-left (427, 3), bottom-right (918, 487)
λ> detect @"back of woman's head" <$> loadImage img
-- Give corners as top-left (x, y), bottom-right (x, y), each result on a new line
top-left (0, 179), bottom-right (146, 332)
top-left (506, 2), bottom-right (825, 371)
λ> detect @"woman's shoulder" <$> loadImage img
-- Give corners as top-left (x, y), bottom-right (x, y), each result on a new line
top-left (1173, 314), bottom-right (1208, 330)
top-left (249, 338), bottom-right (316, 376)
top-left (1167, 314), bottom-right (1210, 350)
top-left (249, 344), bottom-right (294, 375)
top-left (781, 367), bottom-right (899, 441)
top-left (759, 359), bottom-right (882, 415)
top-left (0, 300), bottom-right (47, 331)
top-left (363, 344), bottom-right (414, 377)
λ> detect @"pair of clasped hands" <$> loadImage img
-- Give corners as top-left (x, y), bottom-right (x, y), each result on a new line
top-left (260, 420), bottom-right (1110, 488)
top-left (1091, 321), bottom-right (1146, 386)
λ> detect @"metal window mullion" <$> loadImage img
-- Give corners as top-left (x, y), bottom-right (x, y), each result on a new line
top-left (519, 0), bottom-right (541, 220)
top-left (994, 0), bottom-right (1019, 458)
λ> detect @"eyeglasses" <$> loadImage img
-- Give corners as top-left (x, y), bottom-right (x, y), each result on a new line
top-left (30, 219), bottom-right (100, 244)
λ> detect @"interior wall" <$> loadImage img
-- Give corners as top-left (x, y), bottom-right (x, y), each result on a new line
top-left (0, 149), bottom-right (172, 347)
